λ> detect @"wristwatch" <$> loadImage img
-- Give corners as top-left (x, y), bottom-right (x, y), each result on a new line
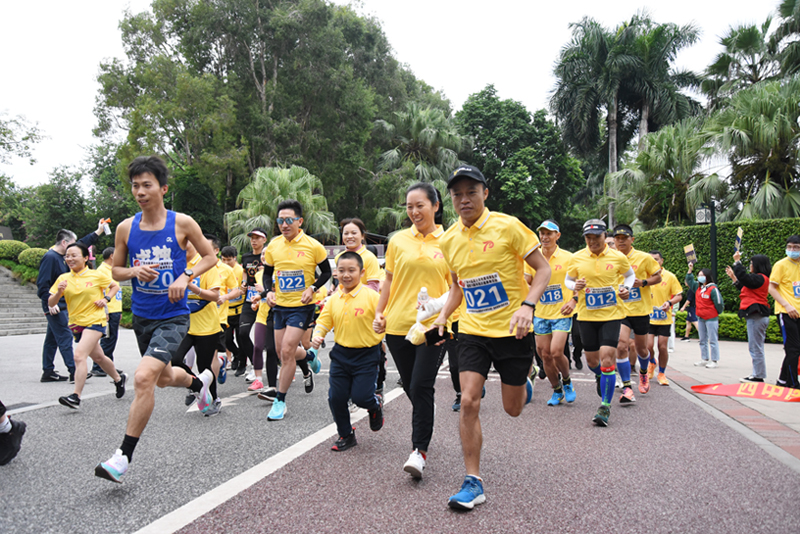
top-left (642, 279), bottom-right (648, 287)
top-left (104, 294), bottom-right (112, 303)
top-left (572, 296), bottom-right (579, 302)
top-left (183, 268), bottom-right (194, 278)
top-left (522, 300), bottom-right (536, 309)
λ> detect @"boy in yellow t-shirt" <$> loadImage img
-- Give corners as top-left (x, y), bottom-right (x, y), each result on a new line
top-left (312, 251), bottom-right (383, 452)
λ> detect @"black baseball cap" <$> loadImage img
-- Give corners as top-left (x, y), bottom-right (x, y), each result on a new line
top-left (612, 224), bottom-right (633, 237)
top-left (582, 219), bottom-right (607, 235)
top-left (447, 165), bottom-right (487, 189)
top-left (247, 228), bottom-right (268, 239)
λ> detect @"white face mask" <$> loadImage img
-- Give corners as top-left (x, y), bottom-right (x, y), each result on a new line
top-left (697, 275), bottom-right (706, 284)
top-left (787, 249), bottom-right (800, 260)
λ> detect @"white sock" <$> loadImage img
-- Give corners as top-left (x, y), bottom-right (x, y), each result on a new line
top-left (0, 416), bottom-right (11, 434)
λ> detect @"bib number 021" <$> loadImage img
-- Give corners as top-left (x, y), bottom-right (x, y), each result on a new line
top-left (460, 273), bottom-right (510, 314)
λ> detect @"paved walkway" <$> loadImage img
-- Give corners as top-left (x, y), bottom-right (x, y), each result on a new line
top-left (1, 330), bottom-right (798, 533)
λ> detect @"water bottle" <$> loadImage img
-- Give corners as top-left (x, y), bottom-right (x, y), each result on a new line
top-left (417, 287), bottom-right (429, 310)
top-left (103, 218), bottom-right (111, 235)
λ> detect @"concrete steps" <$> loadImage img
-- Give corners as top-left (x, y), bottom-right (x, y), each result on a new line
top-left (0, 266), bottom-right (47, 336)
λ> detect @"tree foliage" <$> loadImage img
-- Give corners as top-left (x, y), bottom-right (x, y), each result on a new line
top-left (0, 113), bottom-right (45, 165)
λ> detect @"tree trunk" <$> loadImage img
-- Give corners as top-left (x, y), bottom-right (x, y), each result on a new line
top-left (607, 94), bottom-right (619, 228)
top-left (638, 100), bottom-right (650, 152)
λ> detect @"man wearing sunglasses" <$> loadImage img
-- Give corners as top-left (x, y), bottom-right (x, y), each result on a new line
top-left (261, 199), bottom-right (332, 420)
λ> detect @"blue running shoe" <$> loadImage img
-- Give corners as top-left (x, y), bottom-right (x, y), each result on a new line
top-left (218, 362), bottom-right (227, 385)
top-left (547, 390), bottom-right (564, 406)
top-left (197, 370), bottom-right (213, 414)
top-left (448, 475), bottom-right (486, 510)
top-left (525, 377), bottom-right (533, 405)
top-left (268, 399), bottom-right (286, 421)
top-left (481, 386), bottom-right (486, 399)
top-left (307, 348), bottom-right (321, 374)
top-left (563, 382), bottom-right (576, 403)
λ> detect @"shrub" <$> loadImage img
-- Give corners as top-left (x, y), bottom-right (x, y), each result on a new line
top-left (674, 311), bottom-right (782, 343)
top-left (120, 310), bottom-right (133, 329)
top-left (18, 247), bottom-right (48, 269)
top-left (122, 286), bottom-right (133, 311)
top-left (0, 240), bottom-right (29, 260)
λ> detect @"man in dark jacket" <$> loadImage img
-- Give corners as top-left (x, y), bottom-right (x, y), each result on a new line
top-left (36, 221), bottom-right (105, 382)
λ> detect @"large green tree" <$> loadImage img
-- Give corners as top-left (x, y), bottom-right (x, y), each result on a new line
top-left (773, 0), bottom-right (800, 77)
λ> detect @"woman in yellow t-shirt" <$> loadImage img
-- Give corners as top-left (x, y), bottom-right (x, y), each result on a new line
top-left (49, 243), bottom-right (126, 409)
top-left (373, 182), bottom-right (450, 479)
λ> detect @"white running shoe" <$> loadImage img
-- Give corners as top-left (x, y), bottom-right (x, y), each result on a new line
top-left (95, 449), bottom-right (129, 483)
top-left (694, 360), bottom-right (709, 367)
top-left (245, 368), bottom-right (256, 383)
top-left (705, 361), bottom-right (719, 369)
top-left (403, 449), bottom-right (426, 479)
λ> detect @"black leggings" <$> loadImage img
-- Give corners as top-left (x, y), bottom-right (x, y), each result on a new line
top-left (173, 332), bottom-right (219, 399)
top-left (237, 305), bottom-right (257, 368)
top-left (386, 334), bottom-right (443, 452)
top-left (225, 313), bottom-right (240, 358)
top-left (252, 320), bottom-right (279, 388)
top-left (445, 321), bottom-right (461, 394)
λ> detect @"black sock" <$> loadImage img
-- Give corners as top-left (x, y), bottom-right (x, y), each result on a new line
top-left (209, 374), bottom-right (217, 399)
top-left (562, 376), bottom-right (572, 386)
top-left (276, 391), bottom-right (286, 402)
top-left (554, 386), bottom-right (564, 393)
top-left (120, 434), bottom-right (139, 462)
top-left (297, 359), bottom-right (310, 376)
top-left (190, 377), bottom-right (204, 393)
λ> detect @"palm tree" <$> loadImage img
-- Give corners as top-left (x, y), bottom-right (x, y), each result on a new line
top-left (373, 102), bottom-right (472, 183)
top-left (701, 19), bottom-right (780, 111)
top-left (225, 165), bottom-right (338, 251)
top-left (374, 177), bottom-right (459, 232)
top-left (607, 118), bottom-right (721, 228)
top-left (551, 17), bottom-right (641, 227)
top-left (705, 76), bottom-right (800, 220)
top-left (773, 0), bottom-right (800, 77)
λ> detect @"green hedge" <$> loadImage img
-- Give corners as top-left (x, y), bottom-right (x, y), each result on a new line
top-left (122, 286), bottom-right (133, 311)
top-left (0, 240), bottom-right (29, 260)
top-left (636, 218), bottom-right (800, 312)
top-left (0, 259), bottom-right (38, 283)
top-left (674, 311), bottom-right (783, 343)
top-left (18, 247), bottom-right (48, 269)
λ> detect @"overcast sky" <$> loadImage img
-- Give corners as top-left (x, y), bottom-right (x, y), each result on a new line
top-left (0, 0), bottom-right (778, 188)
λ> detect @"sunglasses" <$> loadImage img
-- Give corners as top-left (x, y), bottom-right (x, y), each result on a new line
top-left (276, 217), bottom-right (301, 226)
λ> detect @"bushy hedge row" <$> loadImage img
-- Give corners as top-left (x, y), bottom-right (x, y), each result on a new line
top-left (635, 218), bottom-right (800, 312)
top-left (674, 311), bottom-right (783, 343)
top-left (18, 247), bottom-right (48, 269)
top-left (0, 259), bottom-right (39, 284)
top-left (0, 240), bottom-right (29, 261)
top-left (122, 286), bottom-right (132, 311)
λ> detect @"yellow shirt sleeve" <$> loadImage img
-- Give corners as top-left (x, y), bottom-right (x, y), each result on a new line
top-left (384, 239), bottom-right (396, 274)
top-left (363, 251), bottom-right (381, 282)
top-left (313, 301), bottom-right (334, 338)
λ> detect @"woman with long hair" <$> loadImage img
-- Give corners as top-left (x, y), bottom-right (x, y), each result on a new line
top-left (49, 243), bottom-right (127, 409)
top-left (373, 182), bottom-right (450, 480)
top-left (686, 263), bottom-right (723, 368)
top-left (726, 252), bottom-right (772, 382)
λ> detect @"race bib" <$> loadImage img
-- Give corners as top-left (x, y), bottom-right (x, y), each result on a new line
top-left (584, 286), bottom-right (617, 310)
top-left (539, 284), bottom-right (564, 305)
top-left (650, 307), bottom-right (668, 321)
top-left (277, 269), bottom-right (305, 293)
top-left (135, 261), bottom-right (175, 295)
top-left (793, 282), bottom-right (800, 298)
top-left (625, 286), bottom-right (642, 303)
top-left (115, 289), bottom-right (122, 301)
top-left (460, 273), bottom-right (510, 314)
top-left (246, 287), bottom-right (259, 302)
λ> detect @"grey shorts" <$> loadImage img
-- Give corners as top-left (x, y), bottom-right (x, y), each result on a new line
top-left (132, 314), bottom-right (190, 364)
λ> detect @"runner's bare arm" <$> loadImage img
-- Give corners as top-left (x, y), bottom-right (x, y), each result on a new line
top-left (769, 282), bottom-right (799, 319)
top-left (111, 217), bottom-right (157, 283)
top-left (373, 270), bottom-right (393, 333)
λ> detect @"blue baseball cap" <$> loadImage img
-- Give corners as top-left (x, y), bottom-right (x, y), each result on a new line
top-left (536, 220), bottom-right (560, 232)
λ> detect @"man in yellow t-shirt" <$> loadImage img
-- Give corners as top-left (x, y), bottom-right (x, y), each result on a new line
top-left (768, 235), bottom-right (800, 388)
top-left (204, 234), bottom-right (240, 385)
top-left (171, 239), bottom-right (222, 415)
top-left (612, 224), bottom-right (662, 401)
top-left (528, 220), bottom-right (577, 406)
top-left (91, 247), bottom-right (125, 377)
top-left (647, 251), bottom-right (682, 386)
top-left (433, 165), bottom-right (551, 511)
top-left (565, 219), bottom-right (634, 427)
top-left (311, 251), bottom-right (383, 451)
top-left (262, 199), bottom-right (332, 421)
top-left (220, 246), bottom-right (244, 370)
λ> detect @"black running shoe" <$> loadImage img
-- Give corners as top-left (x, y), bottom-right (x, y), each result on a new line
top-left (538, 366), bottom-right (547, 380)
top-left (40, 371), bottom-right (68, 382)
top-left (574, 357), bottom-right (583, 370)
top-left (185, 392), bottom-right (198, 406)
top-left (0, 419), bottom-right (26, 465)
top-left (58, 393), bottom-right (81, 409)
top-left (369, 403), bottom-right (383, 432)
top-left (115, 373), bottom-right (128, 399)
top-left (304, 372), bottom-right (314, 393)
top-left (234, 366), bottom-right (247, 377)
top-left (331, 429), bottom-right (357, 451)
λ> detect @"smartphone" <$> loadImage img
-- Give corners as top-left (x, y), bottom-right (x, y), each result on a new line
top-left (425, 326), bottom-right (449, 346)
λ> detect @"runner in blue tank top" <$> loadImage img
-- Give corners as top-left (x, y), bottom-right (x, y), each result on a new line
top-left (95, 156), bottom-right (219, 484)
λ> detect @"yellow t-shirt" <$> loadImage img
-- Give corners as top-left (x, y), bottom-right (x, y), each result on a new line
top-left (528, 247), bottom-right (574, 321)
top-left (313, 283), bottom-right (382, 348)
top-left (567, 245), bottom-right (632, 322)
top-left (440, 209), bottom-right (541, 338)
top-left (620, 248), bottom-right (662, 317)
top-left (262, 230), bottom-right (327, 307)
top-left (187, 254), bottom-right (222, 336)
top-left (770, 256), bottom-right (800, 314)
top-left (227, 263), bottom-right (244, 316)
top-left (216, 260), bottom-right (238, 326)
top-left (255, 270), bottom-right (272, 325)
top-left (335, 246), bottom-right (381, 286)
top-left (50, 267), bottom-right (113, 327)
top-left (97, 261), bottom-right (122, 314)
top-left (384, 225), bottom-right (450, 336)
top-left (649, 268), bottom-right (683, 325)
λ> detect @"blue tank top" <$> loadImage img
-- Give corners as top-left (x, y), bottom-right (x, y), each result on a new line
top-left (128, 210), bottom-right (188, 320)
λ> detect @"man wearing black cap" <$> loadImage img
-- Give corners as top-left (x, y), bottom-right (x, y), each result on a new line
top-left (564, 219), bottom-right (635, 426)
top-left (235, 228), bottom-right (268, 377)
top-left (612, 224), bottom-right (662, 401)
top-left (433, 164), bottom-right (551, 510)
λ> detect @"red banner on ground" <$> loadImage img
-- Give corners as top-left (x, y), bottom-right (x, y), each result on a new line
top-left (691, 383), bottom-right (800, 402)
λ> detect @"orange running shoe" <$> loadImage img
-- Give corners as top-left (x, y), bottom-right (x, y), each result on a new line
top-left (647, 361), bottom-right (656, 379)
top-left (638, 372), bottom-right (650, 394)
top-left (657, 372), bottom-right (669, 386)
top-left (619, 386), bottom-right (636, 403)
